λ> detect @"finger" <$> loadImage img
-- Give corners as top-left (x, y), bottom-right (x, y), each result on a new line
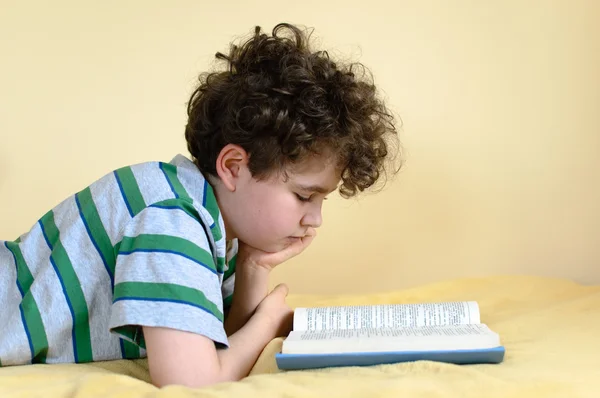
top-left (280, 230), bottom-right (316, 260)
top-left (258, 229), bottom-right (318, 267)
top-left (271, 283), bottom-right (289, 297)
top-left (275, 239), bottom-right (309, 262)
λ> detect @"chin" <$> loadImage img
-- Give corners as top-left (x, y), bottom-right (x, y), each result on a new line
top-left (253, 240), bottom-right (290, 253)
top-left (238, 234), bottom-right (292, 253)
top-left (263, 243), bottom-right (288, 253)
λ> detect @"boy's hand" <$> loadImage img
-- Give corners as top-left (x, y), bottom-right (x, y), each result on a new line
top-left (238, 227), bottom-right (317, 271)
top-left (144, 285), bottom-right (293, 388)
top-left (224, 229), bottom-right (313, 336)
top-left (255, 284), bottom-right (294, 337)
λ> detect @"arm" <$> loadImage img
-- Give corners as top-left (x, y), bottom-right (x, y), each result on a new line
top-left (145, 284), bottom-right (292, 388)
top-left (224, 264), bottom-right (270, 336)
top-left (224, 230), bottom-right (316, 335)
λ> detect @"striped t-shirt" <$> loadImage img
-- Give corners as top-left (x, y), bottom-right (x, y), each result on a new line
top-left (0, 154), bottom-right (237, 367)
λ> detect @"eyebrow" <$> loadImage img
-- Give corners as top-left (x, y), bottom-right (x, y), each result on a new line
top-left (295, 184), bottom-right (336, 194)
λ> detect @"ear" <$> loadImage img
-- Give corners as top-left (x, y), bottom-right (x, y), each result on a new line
top-left (215, 144), bottom-right (249, 192)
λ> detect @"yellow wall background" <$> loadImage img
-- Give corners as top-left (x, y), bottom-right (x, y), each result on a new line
top-left (1, 1), bottom-right (598, 294)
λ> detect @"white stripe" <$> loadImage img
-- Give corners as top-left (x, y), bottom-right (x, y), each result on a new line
top-left (126, 206), bottom-right (213, 252)
top-left (90, 172), bottom-right (134, 246)
top-left (52, 196), bottom-right (121, 362)
top-left (109, 300), bottom-right (228, 347)
top-left (228, 238), bottom-right (239, 256)
top-left (19, 227), bottom-right (75, 363)
top-left (215, 211), bottom-right (227, 252)
top-left (130, 162), bottom-right (173, 207)
top-left (19, 223), bottom-right (52, 276)
top-left (221, 239), bottom-right (238, 297)
top-left (226, 239), bottom-right (238, 266)
top-left (221, 273), bottom-right (235, 298)
top-left (0, 242), bottom-right (33, 366)
top-left (170, 156), bottom-right (207, 206)
top-left (114, 251), bottom-right (223, 308)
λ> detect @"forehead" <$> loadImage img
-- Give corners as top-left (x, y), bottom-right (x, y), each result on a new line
top-left (284, 155), bottom-right (341, 190)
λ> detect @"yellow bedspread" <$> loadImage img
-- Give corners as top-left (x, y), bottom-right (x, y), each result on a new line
top-left (1, 275), bottom-right (599, 397)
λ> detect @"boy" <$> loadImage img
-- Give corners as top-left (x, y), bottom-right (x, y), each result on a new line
top-left (0, 23), bottom-right (399, 388)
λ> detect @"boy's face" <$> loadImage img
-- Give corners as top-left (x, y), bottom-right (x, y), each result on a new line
top-left (215, 146), bottom-right (341, 253)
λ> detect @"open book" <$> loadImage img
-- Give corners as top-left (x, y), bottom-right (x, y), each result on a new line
top-left (275, 301), bottom-right (505, 370)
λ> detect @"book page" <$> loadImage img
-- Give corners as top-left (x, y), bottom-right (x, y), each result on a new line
top-left (293, 302), bottom-right (480, 332)
top-left (282, 324), bottom-right (499, 355)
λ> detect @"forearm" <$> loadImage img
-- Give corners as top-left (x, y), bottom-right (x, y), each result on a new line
top-left (144, 312), bottom-right (277, 388)
top-left (224, 264), bottom-right (270, 335)
top-left (217, 312), bottom-right (276, 382)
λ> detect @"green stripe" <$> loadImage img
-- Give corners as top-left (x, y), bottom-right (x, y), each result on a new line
top-left (40, 211), bottom-right (93, 363)
top-left (76, 188), bottom-right (116, 278)
top-left (122, 340), bottom-right (141, 359)
top-left (6, 241), bottom-right (34, 290)
top-left (160, 163), bottom-right (191, 200)
top-left (115, 167), bottom-right (146, 216)
top-left (114, 282), bottom-right (224, 321)
top-left (116, 234), bottom-right (216, 273)
top-left (21, 294), bottom-right (49, 362)
top-left (5, 241), bottom-right (49, 362)
top-left (216, 256), bottom-right (225, 275)
top-left (224, 254), bottom-right (236, 281)
top-left (147, 199), bottom-right (225, 274)
top-left (152, 198), bottom-right (200, 222)
top-left (204, 182), bottom-right (223, 242)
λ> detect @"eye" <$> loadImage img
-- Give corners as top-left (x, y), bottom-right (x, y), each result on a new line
top-left (295, 193), bottom-right (311, 202)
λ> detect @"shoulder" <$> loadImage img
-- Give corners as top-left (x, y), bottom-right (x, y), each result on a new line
top-left (93, 155), bottom-right (207, 216)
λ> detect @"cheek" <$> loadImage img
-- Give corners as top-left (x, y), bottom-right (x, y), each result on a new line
top-left (257, 193), bottom-right (301, 234)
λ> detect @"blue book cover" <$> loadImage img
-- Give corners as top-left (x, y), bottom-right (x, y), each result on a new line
top-left (276, 346), bottom-right (505, 370)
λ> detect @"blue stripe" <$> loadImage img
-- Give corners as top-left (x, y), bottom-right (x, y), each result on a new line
top-left (113, 296), bottom-right (220, 321)
top-left (16, 279), bottom-right (25, 295)
top-left (118, 248), bottom-right (221, 275)
top-left (19, 306), bottom-right (35, 360)
top-left (210, 222), bottom-right (215, 229)
top-left (202, 180), bottom-right (207, 207)
top-left (119, 338), bottom-right (126, 358)
top-left (75, 194), bottom-right (114, 287)
top-left (6, 241), bottom-right (36, 362)
top-left (39, 220), bottom-right (53, 249)
top-left (148, 204), bottom-right (198, 222)
top-left (113, 171), bottom-right (134, 217)
top-left (148, 204), bottom-right (182, 211)
top-left (38, 220), bottom-right (79, 362)
top-left (50, 256), bottom-right (79, 362)
top-left (159, 163), bottom-right (179, 199)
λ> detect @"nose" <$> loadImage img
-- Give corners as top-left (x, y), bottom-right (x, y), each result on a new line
top-left (301, 202), bottom-right (323, 229)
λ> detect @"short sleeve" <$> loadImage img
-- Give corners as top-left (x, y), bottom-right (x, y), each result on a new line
top-left (108, 199), bottom-right (228, 349)
top-left (222, 239), bottom-right (238, 309)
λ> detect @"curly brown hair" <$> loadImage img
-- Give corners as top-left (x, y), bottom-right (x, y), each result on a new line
top-left (185, 23), bottom-right (401, 198)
